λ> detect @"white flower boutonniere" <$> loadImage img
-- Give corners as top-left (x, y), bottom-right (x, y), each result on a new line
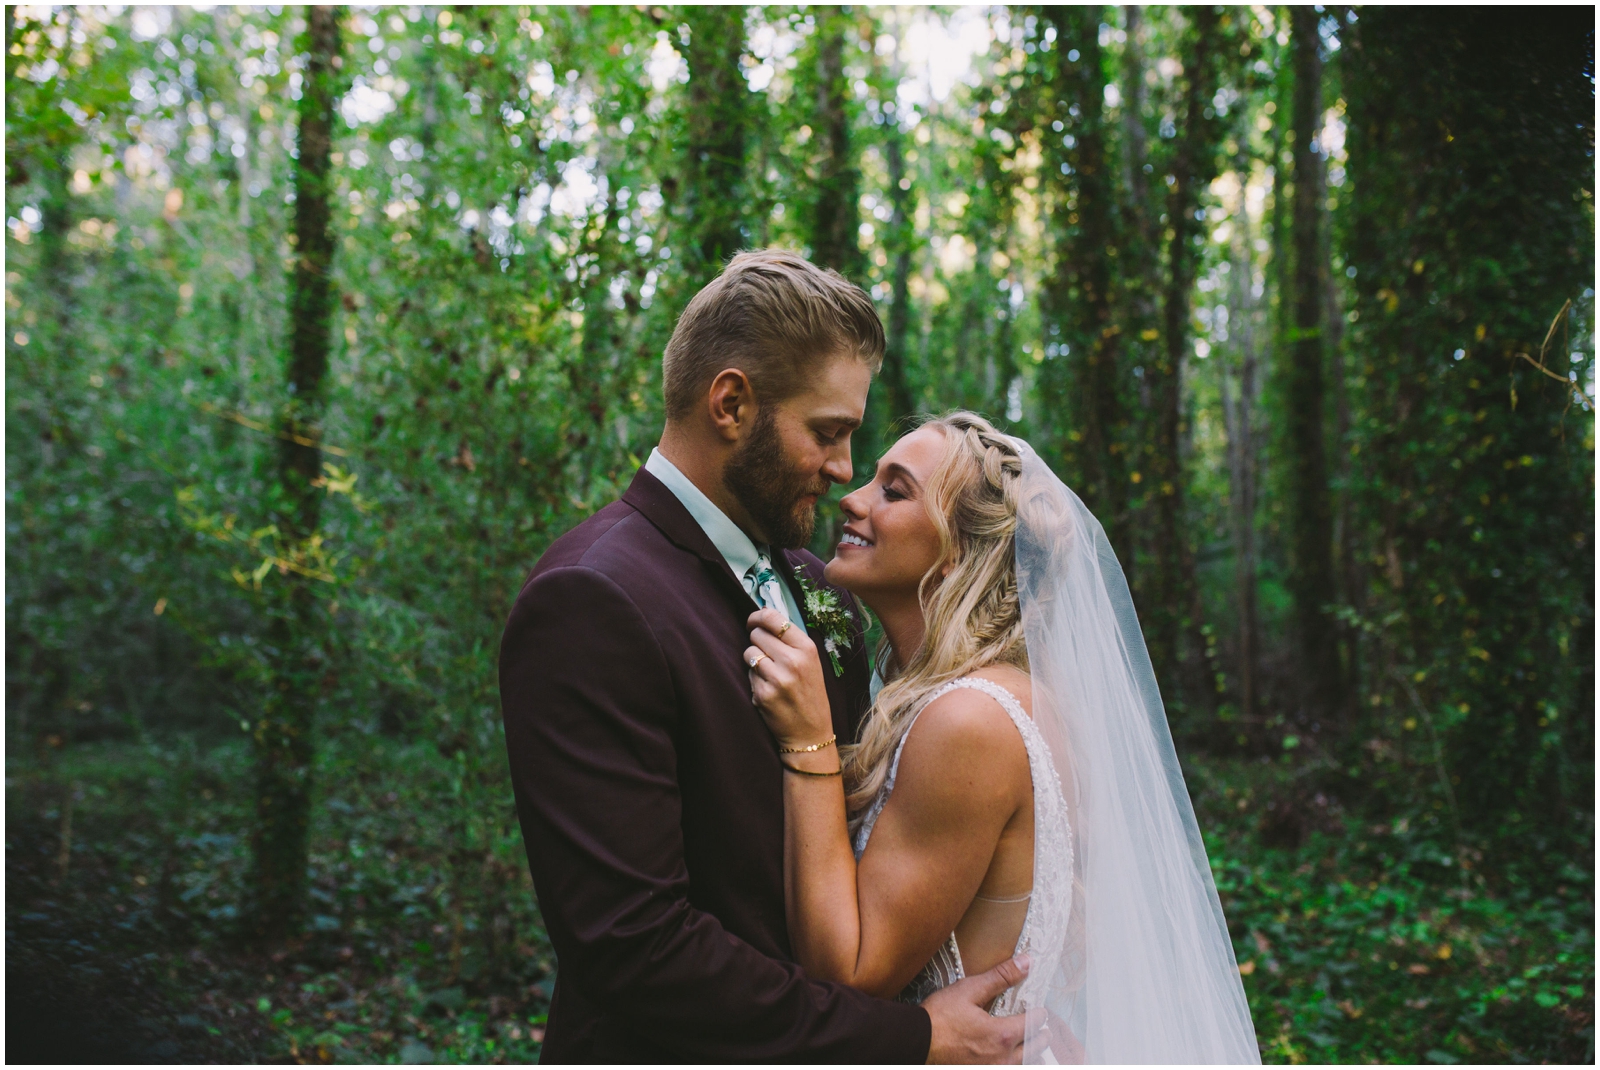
top-left (792, 566), bottom-right (854, 677)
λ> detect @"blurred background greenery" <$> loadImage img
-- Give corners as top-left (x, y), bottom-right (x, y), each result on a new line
top-left (5, 4), bottom-right (1592, 1063)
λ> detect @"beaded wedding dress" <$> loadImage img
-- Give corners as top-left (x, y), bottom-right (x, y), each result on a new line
top-left (854, 442), bottom-right (1261, 1064)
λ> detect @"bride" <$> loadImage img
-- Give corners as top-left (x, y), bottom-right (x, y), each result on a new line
top-left (743, 411), bottom-right (1260, 1064)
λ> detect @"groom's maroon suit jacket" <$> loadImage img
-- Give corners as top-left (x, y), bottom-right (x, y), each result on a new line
top-left (499, 467), bottom-right (931, 1063)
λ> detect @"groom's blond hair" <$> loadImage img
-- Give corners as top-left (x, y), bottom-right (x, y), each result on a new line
top-left (662, 249), bottom-right (884, 421)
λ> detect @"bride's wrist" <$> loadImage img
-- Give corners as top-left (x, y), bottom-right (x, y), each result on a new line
top-left (777, 730), bottom-right (837, 755)
top-left (779, 748), bottom-right (842, 775)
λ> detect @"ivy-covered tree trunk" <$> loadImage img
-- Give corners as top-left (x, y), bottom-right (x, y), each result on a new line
top-left (682, 6), bottom-right (748, 278)
top-left (1285, 6), bottom-right (1343, 721)
top-left (1118, 6), bottom-right (1150, 220)
top-left (1144, 6), bottom-right (1221, 708)
top-left (881, 124), bottom-right (916, 429)
top-left (250, 5), bottom-right (343, 942)
top-left (568, 184), bottom-right (623, 493)
top-left (1342, 7), bottom-right (1594, 839)
top-left (1220, 198), bottom-right (1263, 736)
top-left (1115, 4), bottom-right (1158, 595)
top-left (810, 10), bottom-right (863, 280)
top-left (1045, 5), bottom-right (1131, 564)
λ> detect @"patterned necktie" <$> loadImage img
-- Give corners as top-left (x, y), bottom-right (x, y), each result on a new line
top-left (744, 554), bottom-right (791, 624)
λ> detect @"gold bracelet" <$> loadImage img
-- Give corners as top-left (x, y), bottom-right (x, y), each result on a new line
top-left (779, 734), bottom-right (836, 755)
top-left (781, 762), bottom-right (843, 777)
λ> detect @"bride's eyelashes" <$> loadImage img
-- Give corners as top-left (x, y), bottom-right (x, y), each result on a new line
top-left (883, 483), bottom-right (908, 503)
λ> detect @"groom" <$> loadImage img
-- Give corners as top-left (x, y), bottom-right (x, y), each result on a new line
top-left (499, 250), bottom-right (1029, 1062)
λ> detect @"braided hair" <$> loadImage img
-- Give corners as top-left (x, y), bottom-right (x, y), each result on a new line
top-left (843, 411), bottom-right (1029, 823)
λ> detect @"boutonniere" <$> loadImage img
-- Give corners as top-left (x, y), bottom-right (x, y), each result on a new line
top-left (793, 567), bottom-right (855, 677)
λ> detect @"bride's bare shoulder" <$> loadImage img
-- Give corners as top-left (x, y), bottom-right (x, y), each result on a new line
top-left (892, 675), bottom-right (1032, 812)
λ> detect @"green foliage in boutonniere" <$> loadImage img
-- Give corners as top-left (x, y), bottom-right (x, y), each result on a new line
top-left (792, 566), bottom-right (855, 677)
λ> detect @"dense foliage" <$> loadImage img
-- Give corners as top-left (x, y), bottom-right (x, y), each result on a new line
top-left (6, 5), bottom-right (1592, 1062)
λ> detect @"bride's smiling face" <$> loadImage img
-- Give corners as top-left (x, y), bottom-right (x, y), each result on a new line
top-left (823, 426), bottom-right (946, 602)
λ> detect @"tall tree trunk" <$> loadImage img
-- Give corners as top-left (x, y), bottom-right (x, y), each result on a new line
top-left (881, 124), bottom-right (915, 429)
top-left (1221, 195), bottom-right (1262, 736)
top-left (682, 7), bottom-right (748, 278)
top-left (415, 9), bottom-right (441, 200)
top-left (1286, 6), bottom-right (1342, 720)
top-left (37, 149), bottom-right (74, 404)
top-left (1115, 4), bottom-right (1157, 593)
top-left (250, 5), bottom-right (343, 942)
top-left (1119, 7), bottom-right (1150, 229)
top-left (1324, 185), bottom-right (1360, 712)
top-left (810, 9), bottom-right (863, 280)
top-left (571, 186), bottom-right (621, 486)
top-left (1145, 6), bottom-right (1221, 709)
top-left (1046, 5), bottom-right (1131, 563)
top-left (30, 21), bottom-right (80, 433)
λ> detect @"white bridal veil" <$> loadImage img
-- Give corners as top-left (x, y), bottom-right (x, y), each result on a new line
top-left (1012, 443), bottom-right (1260, 1064)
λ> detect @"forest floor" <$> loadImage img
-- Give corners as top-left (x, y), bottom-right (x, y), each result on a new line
top-left (6, 732), bottom-right (1593, 1065)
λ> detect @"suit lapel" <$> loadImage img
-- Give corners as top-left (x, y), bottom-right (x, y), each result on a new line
top-left (623, 466), bottom-right (753, 609)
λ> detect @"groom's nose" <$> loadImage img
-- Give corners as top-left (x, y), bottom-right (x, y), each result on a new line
top-left (821, 444), bottom-right (853, 486)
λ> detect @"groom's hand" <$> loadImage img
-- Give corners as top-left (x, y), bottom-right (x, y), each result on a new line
top-left (923, 954), bottom-right (1032, 1064)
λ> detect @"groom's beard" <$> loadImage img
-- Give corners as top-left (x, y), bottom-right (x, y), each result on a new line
top-left (724, 407), bottom-right (829, 549)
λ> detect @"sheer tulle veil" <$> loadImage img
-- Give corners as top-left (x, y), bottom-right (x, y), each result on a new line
top-left (1011, 441), bottom-right (1260, 1064)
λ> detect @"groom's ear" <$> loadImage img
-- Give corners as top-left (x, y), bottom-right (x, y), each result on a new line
top-left (706, 368), bottom-right (758, 443)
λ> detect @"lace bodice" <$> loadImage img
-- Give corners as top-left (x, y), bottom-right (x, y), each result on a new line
top-left (853, 676), bottom-right (1073, 1016)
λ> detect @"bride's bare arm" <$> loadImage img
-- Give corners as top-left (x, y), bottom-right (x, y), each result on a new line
top-left (745, 610), bottom-right (1030, 999)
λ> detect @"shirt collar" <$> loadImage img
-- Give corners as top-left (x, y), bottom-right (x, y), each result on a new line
top-left (644, 448), bottom-right (766, 582)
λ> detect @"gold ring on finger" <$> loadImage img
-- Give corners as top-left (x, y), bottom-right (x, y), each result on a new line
top-left (777, 621), bottom-right (793, 638)
top-left (749, 652), bottom-right (768, 669)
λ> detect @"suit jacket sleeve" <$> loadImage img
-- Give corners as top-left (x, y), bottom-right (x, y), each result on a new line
top-left (500, 565), bottom-right (931, 1062)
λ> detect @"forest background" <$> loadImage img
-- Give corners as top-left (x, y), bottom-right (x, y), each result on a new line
top-left (5, 4), bottom-right (1593, 1064)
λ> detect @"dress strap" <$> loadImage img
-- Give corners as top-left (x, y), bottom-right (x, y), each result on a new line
top-left (936, 675), bottom-right (1031, 726)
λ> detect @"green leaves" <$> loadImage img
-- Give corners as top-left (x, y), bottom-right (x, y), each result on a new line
top-left (1194, 756), bottom-right (1594, 1063)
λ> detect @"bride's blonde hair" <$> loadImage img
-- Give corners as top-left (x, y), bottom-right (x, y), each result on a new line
top-left (843, 410), bottom-right (1028, 821)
